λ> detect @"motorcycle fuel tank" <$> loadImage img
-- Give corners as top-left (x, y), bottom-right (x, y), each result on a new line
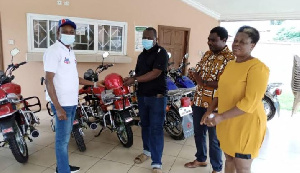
top-left (1, 83), bottom-right (21, 95)
top-left (176, 76), bottom-right (195, 88)
top-left (167, 76), bottom-right (178, 90)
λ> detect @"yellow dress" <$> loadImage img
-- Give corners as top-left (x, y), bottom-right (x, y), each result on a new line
top-left (215, 58), bottom-right (269, 159)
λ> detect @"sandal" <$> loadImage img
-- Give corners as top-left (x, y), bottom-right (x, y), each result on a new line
top-left (134, 153), bottom-right (149, 164)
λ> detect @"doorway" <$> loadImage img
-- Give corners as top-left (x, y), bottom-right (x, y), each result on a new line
top-left (158, 25), bottom-right (190, 74)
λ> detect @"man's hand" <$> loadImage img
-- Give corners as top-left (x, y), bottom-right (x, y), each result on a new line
top-left (56, 106), bottom-right (67, 120)
top-left (123, 77), bottom-right (134, 86)
top-left (96, 80), bottom-right (105, 87)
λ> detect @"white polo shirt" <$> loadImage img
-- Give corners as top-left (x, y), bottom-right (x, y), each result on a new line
top-left (43, 40), bottom-right (79, 106)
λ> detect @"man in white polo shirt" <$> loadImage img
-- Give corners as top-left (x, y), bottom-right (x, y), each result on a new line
top-left (43, 19), bottom-right (102, 173)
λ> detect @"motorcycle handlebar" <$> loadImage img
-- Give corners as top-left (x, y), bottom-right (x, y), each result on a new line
top-left (96, 64), bottom-right (114, 74)
top-left (14, 61), bottom-right (27, 69)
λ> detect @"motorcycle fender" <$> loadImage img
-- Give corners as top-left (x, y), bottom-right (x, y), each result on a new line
top-left (264, 92), bottom-right (276, 102)
top-left (274, 101), bottom-right (280, 117)
top-left (181, 113), bottom-right (194, 139)
top-left (118, 110), bottom-right (134, 125)
top-left (264, 94), bottom-right (280, 117)
top-left (0, 118), bottom-right (15, 139)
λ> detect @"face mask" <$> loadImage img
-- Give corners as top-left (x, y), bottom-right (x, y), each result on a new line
top-left (142, 39), bottom-right (154, 50)
top-left (60, 34), bottom-right (75, 46)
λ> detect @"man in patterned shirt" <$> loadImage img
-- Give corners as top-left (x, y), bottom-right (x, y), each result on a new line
top-left (184, 27), bottom-right (235, 173)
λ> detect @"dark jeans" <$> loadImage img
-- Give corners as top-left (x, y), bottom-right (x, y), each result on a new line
top-left (192, 105), bottom-right (223, 172)
top-left (138, 96), bottom-right (167, 169)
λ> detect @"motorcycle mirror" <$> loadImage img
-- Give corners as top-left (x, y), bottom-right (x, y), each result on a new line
top-left (184, 53), bottom-right (189, 59)
top-left (10, 48), bottom-right (20, 57)
top-left (167, 52), bottom-right (172, 59)
top-left (102, 52), bottom-right (110, 59)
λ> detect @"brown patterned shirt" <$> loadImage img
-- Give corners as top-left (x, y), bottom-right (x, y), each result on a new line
top-left (191, 46), bottom-right (235, 108)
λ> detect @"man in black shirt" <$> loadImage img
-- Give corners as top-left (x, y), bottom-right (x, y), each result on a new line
top-left (124, 27), bottom-right (168, 173)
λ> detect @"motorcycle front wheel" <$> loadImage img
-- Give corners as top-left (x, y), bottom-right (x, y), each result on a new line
top-left (8, 121), bottom-right (28, 163)
top-left (164, 109), bottom-right (184, 140)
top-left (115, 112), bottom-right (133, 148)
top-left (72, 126), bottom-right (86, 152)
top-left (263, 96), bottom-right (276, 121)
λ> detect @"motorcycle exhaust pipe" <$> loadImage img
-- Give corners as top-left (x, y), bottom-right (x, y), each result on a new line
top-left (30, 126), bottom-right (39, 138)
top-left (89, 123), bottom-right (98, 130)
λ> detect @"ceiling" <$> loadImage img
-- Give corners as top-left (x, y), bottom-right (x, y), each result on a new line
top-left (181, 0), bottom-right (300, 21)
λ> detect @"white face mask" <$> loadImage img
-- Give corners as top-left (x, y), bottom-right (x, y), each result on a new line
top-left (60, 34), bottom-right (75, 46)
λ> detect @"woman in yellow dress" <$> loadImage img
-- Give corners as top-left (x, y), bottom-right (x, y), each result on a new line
top-left (200, 26), bottom-right (269, 173)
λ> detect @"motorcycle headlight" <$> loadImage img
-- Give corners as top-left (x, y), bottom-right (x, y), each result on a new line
top-left (7, 93), bottom-right (19, 100)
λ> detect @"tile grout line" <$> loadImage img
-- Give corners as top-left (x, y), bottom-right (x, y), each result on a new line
top-left (84, 142), bottom-right (120, 173)
top-left (167, 137), bottom-right (187, 173)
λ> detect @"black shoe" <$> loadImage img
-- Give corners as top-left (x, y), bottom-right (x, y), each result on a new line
top-left (55, 165), bottom-right (80, 173)
top-left (70, 165), bottom-right (80, 173)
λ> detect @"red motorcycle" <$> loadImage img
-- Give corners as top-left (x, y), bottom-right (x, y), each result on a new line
top-left (0, 48), bottom-right (41, 163)
top-left (77, 52), bottom-right (135, 148)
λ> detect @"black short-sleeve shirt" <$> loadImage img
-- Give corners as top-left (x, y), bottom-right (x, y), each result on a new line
top-left (135, 44), bottom-right (168, 96)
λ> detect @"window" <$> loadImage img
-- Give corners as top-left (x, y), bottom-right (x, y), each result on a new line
top-left (27, 13), bottom-right (127, 55)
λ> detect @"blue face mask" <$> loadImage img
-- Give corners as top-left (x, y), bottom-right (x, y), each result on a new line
top-left (142, 39), bottom-right (154, 50)
top-left (60, 34), bottom-right (75, 46)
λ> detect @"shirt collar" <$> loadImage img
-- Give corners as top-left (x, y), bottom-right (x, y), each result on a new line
top-left (56, 40), bottom-right (71, 51)
top-left (208, 45), bottom-right (230, 56)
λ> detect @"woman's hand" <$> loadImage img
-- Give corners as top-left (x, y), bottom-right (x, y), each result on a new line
top-left (204, 113), bottom-right (224, 127)
top-left (200, 111), bottom-right (212, 125)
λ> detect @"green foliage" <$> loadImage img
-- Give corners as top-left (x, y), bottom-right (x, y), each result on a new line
top-left (278, 90), bottom-right (294, 111)
top-left (273, 26), bottom-right (300, 42)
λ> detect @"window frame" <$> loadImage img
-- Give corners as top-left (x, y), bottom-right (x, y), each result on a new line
top-left (27, 13), bottom-right (128, 55)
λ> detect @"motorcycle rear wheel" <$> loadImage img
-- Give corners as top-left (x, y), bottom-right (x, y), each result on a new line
top-left (72, 126), bottom-right (86, 152)
top-left (164, 109), bottom-right (184, 140)
top-left (263, 96), bottom-right (276, 121)
top-left (8, 121), bottom-right (28, 163)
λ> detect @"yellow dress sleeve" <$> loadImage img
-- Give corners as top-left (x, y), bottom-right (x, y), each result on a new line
top-left (236, 63), bottom-right (269, 113)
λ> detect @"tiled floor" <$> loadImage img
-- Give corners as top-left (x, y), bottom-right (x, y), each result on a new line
top-left (0, 110), bottom-right (299, 173)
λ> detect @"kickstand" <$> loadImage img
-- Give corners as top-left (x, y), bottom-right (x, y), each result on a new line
top-left (27, 136), bottom-right (33, 142)
top-left (95, 127), bottom-right (104, 137)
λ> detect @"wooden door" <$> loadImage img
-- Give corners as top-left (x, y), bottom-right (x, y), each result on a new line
top-left (158, 25), bottom-right (190, 74)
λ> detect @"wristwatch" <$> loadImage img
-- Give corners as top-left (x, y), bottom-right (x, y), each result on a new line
top-left (133, 76), bottom-right (138, 85)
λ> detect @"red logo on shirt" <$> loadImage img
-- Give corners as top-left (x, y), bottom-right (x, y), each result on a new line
top-left (64, 57), bottom-right (70, 64)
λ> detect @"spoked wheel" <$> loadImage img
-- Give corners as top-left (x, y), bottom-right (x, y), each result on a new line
top-left (263, 96), bottom-right (276, 121)
top-left (8, 121), bottom-right (28, 163)
top-left (164, 109), bottom-right (184, 140)
top-left (72, 126), bottom-right (86, 152)
top-left (115, 112), bottom-right (133, 148)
